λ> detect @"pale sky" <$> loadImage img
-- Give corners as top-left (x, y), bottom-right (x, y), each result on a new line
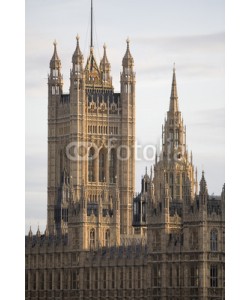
top-left (25, 0), bottom-right (225, 233)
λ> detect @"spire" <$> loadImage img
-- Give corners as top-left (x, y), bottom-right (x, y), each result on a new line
top-left (122, 38), bottom-right (134, 67)
top-left (50, 40), bottom-right (61, 68)
top-left (199, 170), bottom-right (208, 194)
top-left (169, 64), bottom-right (179, 112)
top-left (72, 34), bottom-right (83, 64)
top-left (100, 44), bottom-right (111, 80)
top-left (44, 225), bottom-right (49, 237)
top-left (100, 44), bottom-right (110, 66)
top-left (195, 167), bottom-right (198, 194)
top-left (90, 0), bottom-right (93, 49)
top-left (28, 226), bottom-right (33, 238)
top-left (36, 225), bottom-right (41, 238)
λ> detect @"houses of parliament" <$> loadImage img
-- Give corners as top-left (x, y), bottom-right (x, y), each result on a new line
top-left (25, 2), bottom-right (225, 299)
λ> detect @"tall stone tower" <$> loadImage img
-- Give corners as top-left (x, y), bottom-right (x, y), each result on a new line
top-left (46, 2), bottom-right (136, 248)
top-left (153, 66), bottom-right (197, 207)
top-left (133, 66), bottom-right (197, 237)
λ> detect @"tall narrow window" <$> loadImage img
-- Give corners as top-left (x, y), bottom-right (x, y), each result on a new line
top-left (169, 266), bottom-right (172, 287)
top-left (129, 267), bottom-right (132, 288)
top-left (25, 272), bottom-right (29, 290)
top-left (88, 148), bottom-right (95, 182)
top-left (109, 149), bottom-right (116, 183)
top-left (64, 270), bottom-right (68, 290)
top-left (105, 229), bottom-right (110, 247)
top-left (99, 149), bottom-right (105, 182)
top-left (190, 265), bottom-right (199, 287)
top-left (152, 264), bottom-right (161, 287)
top-left (48, 272), bottom-right (52, 290)
top-left (86, 268), bottom-right (90, 289)
top-left (120, 268), bottom-right (123, 289)
top-left (138, 268), bottom-right (141, 289)
top-left (75, 64), bottom-right (80, 74)
top-left (153, 231), bottom-right (161, 251)
top-left (210, 265), bottom-right (218, 287)
top-left (103, 268), bottom-right (107, 289)
top-left (169, 130), bottom-right (174, 148)
top-left (32, 272), bottom-right (36, 290)
top-left (72, 270), bottom-right (79, 290)
top-left (176, 266), bottom-right (180, 287)
top-left (94, 269), bottom-right (98, 290)
top-left (52, 69), bottom-right (58, 78)
top-left (52, 86), bottom-right (55, 95)
top-left (170, 172), bottom-right (174, 199)
top-left (175, 129), bottom-right (179, 147)
top-left (111, 268), bottom-right (115, 289)
top-left (90, 228), bottom-right (95, 250)
top-left (39, 272), bottom-right (44, 290)
top-left (56, 271), bottom-right (60, 290)
top-left (182, 173), bottom-right (186, 199)
top-left (210, 230), bottom-right (218, 252)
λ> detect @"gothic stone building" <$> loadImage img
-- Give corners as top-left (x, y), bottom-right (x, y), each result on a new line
top-left (25, 33), bottom-right (225, 300)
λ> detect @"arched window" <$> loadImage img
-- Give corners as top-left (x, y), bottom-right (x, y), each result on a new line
top-left (90, 228), bottom-right (95, 250)
top-left (153, 231), bottom-right (161, 251)
top-left (88, 148), bottom-right (95, 182)
top-left (105, 229), bottom-right (110, 247)
top-left (99, 149), bottom-right (105, 182)
top-left (175, 129), bottom-right (179, 147)
top-left (210, 265), bottom-right (218, 287)
top-left (170, 172), bottom-right (174, 199)
top-left (52, 69), bottom-right (58, 78)
top-left (109, 149), bottom-right (116, 183)
top-left (190, 265), bottom-right (199, 287)
top-left (210, 229), bottom-right (218, 252)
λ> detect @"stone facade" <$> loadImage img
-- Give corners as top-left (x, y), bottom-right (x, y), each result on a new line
top-left (25, 25), bottom-right (225, 300)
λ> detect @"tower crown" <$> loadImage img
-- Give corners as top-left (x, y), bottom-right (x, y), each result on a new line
top-left (100, 44), bottom-right (110, 70)
top-left (50, 40), bottom-right (61, 69)
top-left (100, 44), bottom-right (112, 86)
top-left (122, 38), bottom-right (134, 67)
top-left (72, 35), bottom-right (83, 64)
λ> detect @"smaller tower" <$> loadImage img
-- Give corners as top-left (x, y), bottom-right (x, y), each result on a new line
top-left (71, 35), bottom-right (84, 79)
top-left (48, 41), bottom-right (63, 100)
top-left (119, 38), bottom-right (136, 235)
top-left (47, 41), bottom-right (64, 234)
top-left (36, 226), bottom-right (41, 238)
top-left (199, 170), bottom-right (208, 206)
top-left (28, 226), bottom-right (33, 239)
top-left (100, 44), bottom-right (112, 86)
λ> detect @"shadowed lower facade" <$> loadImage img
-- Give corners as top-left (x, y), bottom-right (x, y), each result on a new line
top-left (25, 25), bottom-right (225, 300)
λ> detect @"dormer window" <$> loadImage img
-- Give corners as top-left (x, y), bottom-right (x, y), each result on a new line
top-left (52, 69), bottom-right (58, 78)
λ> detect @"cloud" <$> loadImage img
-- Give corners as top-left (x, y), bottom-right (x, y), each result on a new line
top-left (134, 32), bottom-right (224, 54)
top-left (190, 107), bottom-right (225, 127)
top-left (132, 32), bottom-right (224, 80)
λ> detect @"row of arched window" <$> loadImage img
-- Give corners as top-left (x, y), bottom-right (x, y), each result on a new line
top-left (88, 148), bottom-right (116, 183)
top-left (88, 125), bottom-right (118, 135)
top-left (89, 228), bottom-right (110, 249)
